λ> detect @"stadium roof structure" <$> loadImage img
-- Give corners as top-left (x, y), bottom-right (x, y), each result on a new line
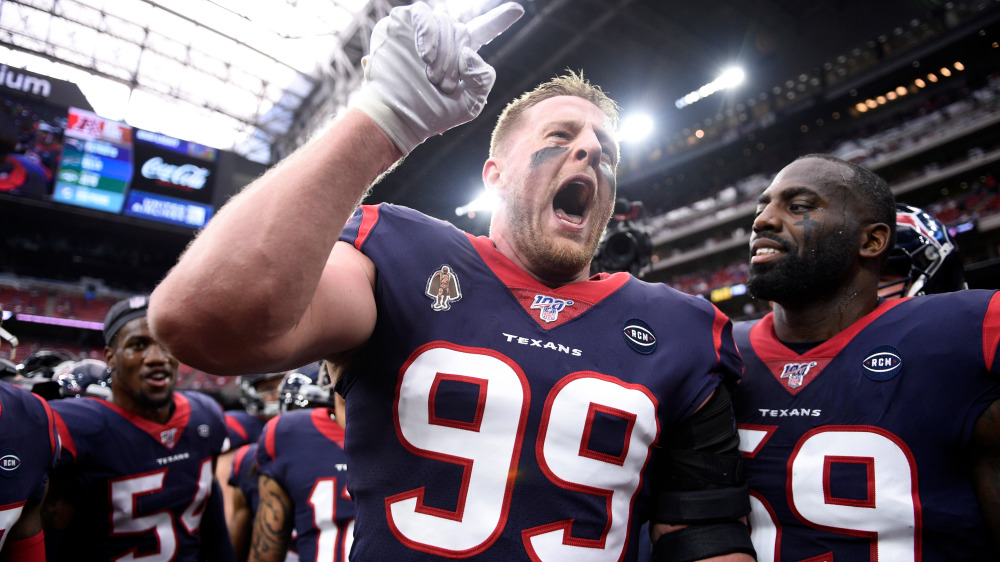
top-left (2, 0), bottom-right (997, 222)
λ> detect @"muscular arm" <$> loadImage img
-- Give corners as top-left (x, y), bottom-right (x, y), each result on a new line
top-left (248, 474), bottom-right (294, 562)
top-left (972, 397), bottom-right (1000, 547)
top-left (217, 449), bottom-right (237, 526)
top-left (148, 109), bottom-right (395, 375)
top-left (229, 486), bottom-right (253, 562)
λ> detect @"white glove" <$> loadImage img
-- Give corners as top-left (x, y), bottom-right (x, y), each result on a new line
top-left (350, 1), bottom-right (524, 155)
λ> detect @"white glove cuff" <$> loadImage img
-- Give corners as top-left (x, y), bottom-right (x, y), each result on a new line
top-left (350, 84), bottom-right (423, 155)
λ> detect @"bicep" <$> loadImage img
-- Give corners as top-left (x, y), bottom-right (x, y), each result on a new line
top-left (248, 474), bottom-right (294, 562)
top-left (278, 241), bottom-right (377, 368)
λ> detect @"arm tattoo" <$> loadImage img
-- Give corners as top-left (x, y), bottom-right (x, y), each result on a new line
top-left (248, 474), bottom-right (295, 562)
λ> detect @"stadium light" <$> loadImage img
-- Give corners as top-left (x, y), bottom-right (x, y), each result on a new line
top-left (617, 113), bottom-right (654, 143)
top-left (455, 189), bottom-right (499, 216)
top-left (675, 67), bottom-right (745, 109)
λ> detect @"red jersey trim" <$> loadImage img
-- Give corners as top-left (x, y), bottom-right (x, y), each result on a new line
top-left (263, 416), bottom-right (280, 460)
top-left (311, 407), bottom-right (346, 448)
top-left (353, 204), bottom-right (381, 251)
top-left (983, 292), bottom-right (1000, 371)
top-left (52, 409), bottom-right (76, 460)
top-left (232, 443), bottom-right (252, 475)
top-left (225, 414), bottom-right (248, 442)
top-left (98, 393), bottom-right (192, 450)
top-left (749, 299), bottom-right (909, 393)
top-left (466, 234), bottom-right (630, 329)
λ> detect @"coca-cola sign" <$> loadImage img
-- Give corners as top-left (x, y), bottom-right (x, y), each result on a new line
top-left (129, 128), bottom-right (216, 205)
top-left (140, 157), bottom-right (209, 190)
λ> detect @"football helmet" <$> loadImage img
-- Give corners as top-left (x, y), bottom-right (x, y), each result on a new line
top-left (55, 358), bottom-right (111, 399)
top-left (880, 204), bottom-right (968, 298)
top-left (17, 349), bottom-right (76, 379)
top-left (238, 371), bottom-right (285, 418)
top-left (278, 361), bottom-right (336, 412)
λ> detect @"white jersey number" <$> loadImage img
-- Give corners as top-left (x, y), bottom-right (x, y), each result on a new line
top-left (109, 459), bottom-right (215, 562)
top-left (740, 426), bottom-right (919, 562)
top-left (389, 344), bottom-right (659, 560)
top-left (0, 501), bottom-right (26, 551)
top-left (308, 477), bottom-right (355, 561)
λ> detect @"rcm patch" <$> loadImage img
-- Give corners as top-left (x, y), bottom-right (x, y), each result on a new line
top-left (862, 345), bottom-right (902, 382)
top-left (623, 319), bottom-right (657, 355)
top-left (0, 449), bottom-right (22, 477)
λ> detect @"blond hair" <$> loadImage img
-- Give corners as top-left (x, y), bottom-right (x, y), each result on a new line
top-left (489, 70), bottom-right (620, 158)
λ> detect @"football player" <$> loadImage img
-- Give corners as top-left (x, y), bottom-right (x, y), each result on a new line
top-left (44, 295), bottom-right (234, 561)
top-left (733, 154), bottom-right (1000, 561)
top-left (248, 361), bottom-right (352, 562)
top-left (219, 371), bottom-right (284, 530)
top-left (0, 314), bottom-right (60, 561)
top-left (148, 2), bottom-right (755, 560)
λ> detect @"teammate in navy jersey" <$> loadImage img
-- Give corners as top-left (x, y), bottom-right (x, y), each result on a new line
top-left (149, 3), bottom-right (754, 561)
top-left (43, 296), bottom-right (235, 562)
top-left (732, 154), bottom-right (1000, 561)
top-left (249, 362), bottom-right (352, 562)
top-left (220, 372), bottom-right (283, 535)
top-left (0, 380), bottom-right (59, 561)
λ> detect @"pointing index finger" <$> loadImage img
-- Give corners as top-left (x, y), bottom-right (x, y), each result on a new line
top-left (468, 2), bottom-right (524, 51)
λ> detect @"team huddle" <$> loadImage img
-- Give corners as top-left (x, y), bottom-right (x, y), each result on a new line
top-left (1, 1), bottom-right (999, 561)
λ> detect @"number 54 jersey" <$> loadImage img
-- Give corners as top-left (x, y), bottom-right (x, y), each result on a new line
top-left (732, 292), bottom-right (1000, 562)
top-left (50, 391), bottom-right (229, 561)
top-left (338, 204), bottom-right (742, 561)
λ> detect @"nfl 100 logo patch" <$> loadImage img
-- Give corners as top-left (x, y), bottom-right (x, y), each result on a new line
top-left (780, 361), bottom-right (818, 389)
top-left (530, 295), bottom-right (574, 323)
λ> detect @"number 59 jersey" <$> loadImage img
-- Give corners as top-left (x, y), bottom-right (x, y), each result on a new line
top-left (339, 204), bottom-right (742, 561)
top-left (732, 292), bottom-right (1000, 562)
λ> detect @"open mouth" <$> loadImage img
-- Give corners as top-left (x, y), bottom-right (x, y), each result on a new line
top-left (145, 370), bottom-right (172, 386)
top-left (553, 180), bottom-right (592, 225)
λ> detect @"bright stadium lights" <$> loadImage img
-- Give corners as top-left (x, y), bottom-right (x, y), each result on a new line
top-left (675, 67), bottom-right (745, 109)
top-left (617, 113), bottom-right (654, 143)
top-left (455, 189), bottom-right (499, 217)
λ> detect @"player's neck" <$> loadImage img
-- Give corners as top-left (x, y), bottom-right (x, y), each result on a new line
top-left (772, 284), bottom-right (878, 342)
top-left (112, 391), bottom-right (176, 425)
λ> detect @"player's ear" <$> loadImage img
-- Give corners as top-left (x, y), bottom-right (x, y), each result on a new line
top-left (860, 221), bottom-right (892, 260)
top-left (483, 158), bottom-right (505, 197)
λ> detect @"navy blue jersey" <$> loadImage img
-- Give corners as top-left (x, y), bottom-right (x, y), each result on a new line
top-left (257, 408), bottom-right (353, 562)
top-left (50, 391), bottom-right (229, 561)
top-left (0, 381), bottom-right (59, 550)
top-left (225, 409), bottom-right (266, 449)
top-left (338, 204), bottom-right (741, 561)
top-left (229, 443), bottom-right (260, 515)
top-left (732, 292), bottom-right (1000, 562)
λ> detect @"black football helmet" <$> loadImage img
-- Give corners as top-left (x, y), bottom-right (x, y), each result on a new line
top-left (278, 361), bottom-right (337, 412)
top-left (880, 204), bottom-right (968, 298)
top-left (237, 371), bottom-right (285, 418)
top-left (55, 358), bottom-right (111, 399)
top-left (17, 349), bottom-right (76, 379)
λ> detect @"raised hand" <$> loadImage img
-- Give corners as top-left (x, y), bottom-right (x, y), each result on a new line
top-left (350, 2), bottom-right (524, 155)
